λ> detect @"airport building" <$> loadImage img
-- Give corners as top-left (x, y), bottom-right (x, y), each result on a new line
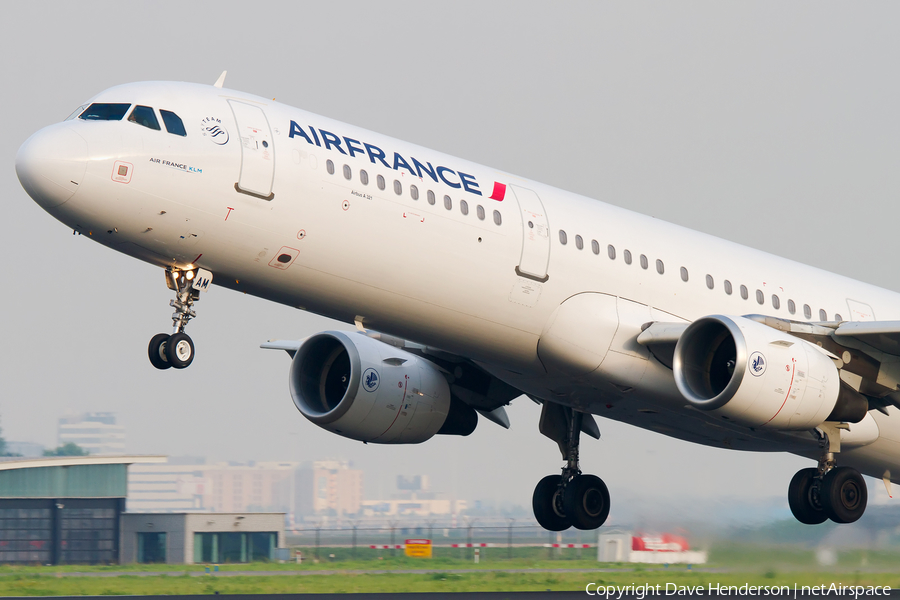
top-left (0, 456), bottom-right (286, 565)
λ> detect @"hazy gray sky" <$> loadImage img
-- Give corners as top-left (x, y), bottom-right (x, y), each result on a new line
top-left (3, 2), bottom-right (900, 523)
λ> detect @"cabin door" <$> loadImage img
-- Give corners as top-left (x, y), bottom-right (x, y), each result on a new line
top-left (228, 100), bottom-right (275, 200)
top-left (509, 185), bottom-right (550, 282)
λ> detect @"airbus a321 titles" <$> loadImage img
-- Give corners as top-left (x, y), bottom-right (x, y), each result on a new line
top-left (17, 72), bottom-right (900, 530)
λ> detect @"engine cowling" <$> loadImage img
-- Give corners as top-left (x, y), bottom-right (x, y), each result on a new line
top-left (289, 331), bottom-right (475, 443)
top-left (673, 315), bottom-right (846, 430)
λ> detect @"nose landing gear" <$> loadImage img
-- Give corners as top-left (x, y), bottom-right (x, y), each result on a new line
top-left (788, 422), bottom-right (868, 524)
top-left (532, 403), bottom-right (610, 531)
top-left (148, 268), bottom-right (212, 370)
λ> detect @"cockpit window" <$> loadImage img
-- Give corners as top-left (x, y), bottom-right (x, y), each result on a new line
top-left (78, 103), bottom-right (131, 121)
top-left (128, 105), bottom-right (161, 130)
top-left (65, 104), bottom-right (89, 121)
top-left (160, 110), bottom-right (186, 136)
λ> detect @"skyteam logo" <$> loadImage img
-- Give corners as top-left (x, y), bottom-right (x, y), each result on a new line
top-left (200, 116), bottom-right (229, 145)
top-left (363, 368), bottom-right (380, 392)
top-left (749, 352), bottom-right (766, 377)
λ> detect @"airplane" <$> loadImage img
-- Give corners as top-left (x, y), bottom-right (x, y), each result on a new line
top-left (15, 73), bottom-right (900, 531)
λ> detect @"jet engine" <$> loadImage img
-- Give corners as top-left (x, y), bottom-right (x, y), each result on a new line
top-left (289, 330), bottom-right (476, 443)
top-left (673, 315), bottom-right (866, 429)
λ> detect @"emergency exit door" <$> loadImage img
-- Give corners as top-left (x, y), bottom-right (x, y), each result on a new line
top-left (510, 185), bottom-right (550, 282)
top-left (228, 100), bottom-right (275, 200)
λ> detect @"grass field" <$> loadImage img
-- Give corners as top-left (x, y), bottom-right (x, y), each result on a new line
top-left (0, 546), bottom-right (895, 595)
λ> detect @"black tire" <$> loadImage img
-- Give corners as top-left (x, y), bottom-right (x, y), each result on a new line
top-left (148, 334), bottom-right (171, 370)
top-left (165, 332), bottom-right (195, 369)
top-left (564, 474), bottom-right (610, 530)
top-left (533, 475), bottom-right (571, 531)
top-left (821, 467), bottom-right (867, 524)
top-left (788, 468), bottom-right (828, 525)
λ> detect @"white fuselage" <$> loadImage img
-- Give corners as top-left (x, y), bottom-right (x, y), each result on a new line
top-left (17, 81), bottom-right (900, 484)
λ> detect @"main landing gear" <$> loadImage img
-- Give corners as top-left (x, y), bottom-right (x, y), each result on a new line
top-left (788, 422), bottom-right (867, 524)
top-left (148, 267), bottom-right (212, 370)
top-left (532, 404), bottom-right (610, 531)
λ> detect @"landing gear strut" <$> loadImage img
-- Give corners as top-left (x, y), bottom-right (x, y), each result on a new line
top-left (788, 422), bottom-right (867, 524)
top-left (148, 267), bottom-right (211, 370)
top-left (532, 404), bottom-right (610, 531)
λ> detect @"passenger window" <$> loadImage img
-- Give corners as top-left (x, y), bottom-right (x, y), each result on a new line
top-left (377, 174), bottom-right (385, 190)
top-left (575, 235), bottom-right (583, 250)
top-left (394, 180), bottom-right (402, 195)
top-left (624, 250), bottom-right (632, 265)
top-left (756, 290), bottom-right (764, 305)
top-left (326, 160), bottom-right (335, 175)
top-left (740, 285), bottom-right (748, 300)
top-left (724, 280), bottom-right (733, 295)
top-left (128, 105), bottom-right (160, 130)
top-left (460, 199), bottom-right (469, 215)
top-left (559, 230), bottom-right (568, 245)
top-left (681, 267), bottom-right (689, 282)
top-left (835, 313), bottom-right (843, 321)
top-left (343, 164), bottom-right (351, 180)
top-left (360, 170), bottom-right (369, 185)
top-left (788, 299), bottom-right (796, 315)
top-left (410, 184), bottom-right (419, 200)
top-left (477, 205), bottom-right (485, 220)
top-left (79, 103), bottom-right (131, 121)
top-left (608, 245), bottom-right (616, 260)
top-left (706, 274), bottom-right (714, 289)
top-left (160, 110), bottom-right (186, 136)
top-left (640, 254), bottom-right (648, 270)
top-left (804, 304), bottom-right (812, 319)
top-left (772, 295), bottom-right (780, 309)
top-left (427, 190), bottom-right (436, 205)
top-left (591, 240), bottom-right (600, 255)
top-left (819, 309), bottom-right (827, 321)
top-left (493, 210), bottom-right (502, 225)
top-left (656, 259), bottom-right (664, 274)
top-left (443, 195), bottom-right (452, 210)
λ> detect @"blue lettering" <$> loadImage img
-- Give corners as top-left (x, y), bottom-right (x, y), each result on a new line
top-left (459, 171), bottom-right (482, 196)
top-left (437, 166), bottom-right (461, 189)
top-left (364, 143), bottom-right (391, 168)
top-left (320, 130), bottom-right (347, 155)
top-left (288, 121), bottom-right (313, 145)
top-left (309, 126), bottom-right (321, 146)
top-left (412, 157), bottom-right (438, 182)
top-left (344, 137), bottom-right (365, 158)
top-left (392, 152), bottom-right (416, 176)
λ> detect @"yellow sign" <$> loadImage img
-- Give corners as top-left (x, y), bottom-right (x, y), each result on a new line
top-left (405, 538), bottom-right (432, 558)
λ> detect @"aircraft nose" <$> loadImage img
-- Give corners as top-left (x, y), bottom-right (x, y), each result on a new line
top-left (16, 125), bottom-right (88, 209)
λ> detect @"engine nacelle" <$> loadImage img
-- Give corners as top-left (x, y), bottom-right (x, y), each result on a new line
top-left (289, 331), bottom-right (472, 443)
top-left (673, 315), bottom-right (844, 430)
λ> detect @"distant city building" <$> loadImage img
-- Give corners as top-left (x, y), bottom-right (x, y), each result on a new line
top-left (127, 457), bottom-right (209, 512)
top-left (360, 497), bottom-right (467, 517)
top-left (127, 458), bottom-right (365, 519)
top-left (204, 461), bottom-right (299, 513)
top-left (4, 441), bottom-right (45, 457)
top-left (361, 473), bottom-right (463, 517)
top-left (58, 412), bottom-right (125, 455)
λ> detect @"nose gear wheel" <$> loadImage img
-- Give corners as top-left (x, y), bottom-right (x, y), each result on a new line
top-left (147, 267), bottom-right (211, 370)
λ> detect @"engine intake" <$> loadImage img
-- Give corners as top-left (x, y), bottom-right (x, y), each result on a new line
top-left (673, 315), bottom-right (862, 429)
top-left (290, 331), bottom-right (474, 443)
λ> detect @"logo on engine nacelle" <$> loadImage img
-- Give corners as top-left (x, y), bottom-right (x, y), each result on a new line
top-left (363, 368), bottom-right (380, 392)
top-left (749, 352), bottom-right (766, 376)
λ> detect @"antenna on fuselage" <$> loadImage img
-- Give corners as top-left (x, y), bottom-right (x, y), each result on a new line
top-left (213, 71), bottom-right (227, 89)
